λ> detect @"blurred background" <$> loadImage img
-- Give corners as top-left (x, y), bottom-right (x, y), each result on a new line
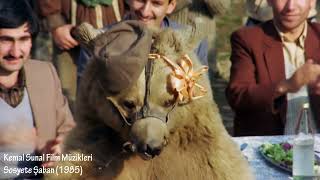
top-left (31, 0), bottom-right (320, 136)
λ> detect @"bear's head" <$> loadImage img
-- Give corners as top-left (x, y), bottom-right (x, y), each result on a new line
top-left (75, 20), bottom-right (209, 160)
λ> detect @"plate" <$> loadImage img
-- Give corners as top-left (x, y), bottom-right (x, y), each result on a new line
top-left (259, 145), bottom-right (292, 172)
top-left (259, 143), bottom-right (320, 173)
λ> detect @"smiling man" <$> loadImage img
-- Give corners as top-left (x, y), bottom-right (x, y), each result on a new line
top-left (0, 0), bottom-right (75, 179)
top-left (127, 0), bottom-right (176, 27)
top-left (226, 0), bottom-right (320, 136)
top-left (77, 0), bottom-right (208, 82)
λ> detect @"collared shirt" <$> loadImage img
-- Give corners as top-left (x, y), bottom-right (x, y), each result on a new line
top-left (0, 69), bottom-right (26, 108)
top-left (277, 21), bottom-right (307, 68)
top-left (275, 22), bottom-right (308, 101)
top-left (275, 22), bottom-right (318, 134)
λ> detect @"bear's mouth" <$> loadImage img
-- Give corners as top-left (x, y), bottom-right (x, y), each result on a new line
top-left (122, 141), bottom-right (157, 160)
top-left (139, 152), bottom-right (153, 160)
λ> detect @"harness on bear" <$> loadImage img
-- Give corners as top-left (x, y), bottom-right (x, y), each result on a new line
top-left (103, 53), bottom-right (208, 127)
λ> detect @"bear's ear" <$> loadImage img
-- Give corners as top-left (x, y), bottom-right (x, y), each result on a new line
top-left (71, 22), bottom-right (103, 54)
top-left (82, 21), bottom-right (153, 94)
top-left (174, 21), bottom-right (203, 54)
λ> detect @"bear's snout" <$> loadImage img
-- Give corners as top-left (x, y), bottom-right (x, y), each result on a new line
top-left (130, 117), bottom-right (169, 159)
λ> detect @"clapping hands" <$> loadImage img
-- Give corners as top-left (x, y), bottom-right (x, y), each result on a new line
top-left (37, 135), bottom-right (64, 168)
top-left (279, 59), bottom-right (320, 95)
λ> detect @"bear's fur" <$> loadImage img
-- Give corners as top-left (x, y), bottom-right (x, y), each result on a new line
top-left (50, 24), bottom-right (253, 180)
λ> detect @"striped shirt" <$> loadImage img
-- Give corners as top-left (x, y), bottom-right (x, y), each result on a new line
top-left (0, 69), bottom-right (26, 107)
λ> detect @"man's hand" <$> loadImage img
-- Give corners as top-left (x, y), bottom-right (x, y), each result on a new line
top-left (277, 59), bottom-right (320, 95)
top-left (52, 24), bottom-right (79, 50)
top-left (288, 59), bottom-right (320, 92)
top-left (38, 136), bottom-right (63, 168)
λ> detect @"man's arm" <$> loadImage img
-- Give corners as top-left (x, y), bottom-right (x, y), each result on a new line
top-left (37, 0), bottom-right (66, 31)
top-left (227, 29), bottom-right (320, 115)
top-left (275, 59), bottom-right (320, 96)
top-left (37, 0), bottom-right (78, 50)
top-left (226, 30), bottom-right (283, 113)
top-left (48, 62), bottom-right (75, 136)
top-left (38, 63), bottom-right (75, 167)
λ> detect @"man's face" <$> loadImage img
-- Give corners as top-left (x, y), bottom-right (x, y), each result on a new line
top-left (0, 23), bottom-right (31, 74)
top-left (128, 0), bottom-right (176, 28)
top-left (267, 0), bottom-right (315, 32)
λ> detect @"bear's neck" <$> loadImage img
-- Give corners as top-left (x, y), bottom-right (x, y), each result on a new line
top-left (80, 121), bottom-right (215, 179)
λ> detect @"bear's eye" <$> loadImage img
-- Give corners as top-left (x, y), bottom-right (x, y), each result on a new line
top-left (123, 100), bottom-right (136, 110)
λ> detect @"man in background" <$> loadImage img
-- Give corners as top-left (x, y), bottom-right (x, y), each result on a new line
top-left (37, 0), bottom-right (126, 105)
top-left (245, 0), bottom-right (317, 26)
top-left (227, 0), bottom-right (320, 136)
top-left (77, 0), bottom-right (208, 82)
top-left (0, 0), bottom-right (75, 178)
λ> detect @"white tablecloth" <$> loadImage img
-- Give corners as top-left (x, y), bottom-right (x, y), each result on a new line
top-left (233, 135), bottom-right (320, 180)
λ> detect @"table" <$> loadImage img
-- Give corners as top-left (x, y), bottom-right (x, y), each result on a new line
top-left (233, 135), bottom-right (320, 180)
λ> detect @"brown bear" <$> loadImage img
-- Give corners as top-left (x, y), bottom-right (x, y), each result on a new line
top-left (50, 21), bottom-right (253, 180)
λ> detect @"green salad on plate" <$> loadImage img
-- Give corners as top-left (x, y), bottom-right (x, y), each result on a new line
top-left (260, 142), bottom-right (320, 174)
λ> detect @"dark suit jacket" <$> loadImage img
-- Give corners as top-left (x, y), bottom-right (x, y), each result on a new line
top-left (226, 20), bottom-right (320, 136)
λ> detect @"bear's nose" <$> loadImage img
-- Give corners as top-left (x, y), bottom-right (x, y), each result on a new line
top-left (146, 144), bottom-right (162, 157)
top-left (139, 143), bottom-right (163, 158)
